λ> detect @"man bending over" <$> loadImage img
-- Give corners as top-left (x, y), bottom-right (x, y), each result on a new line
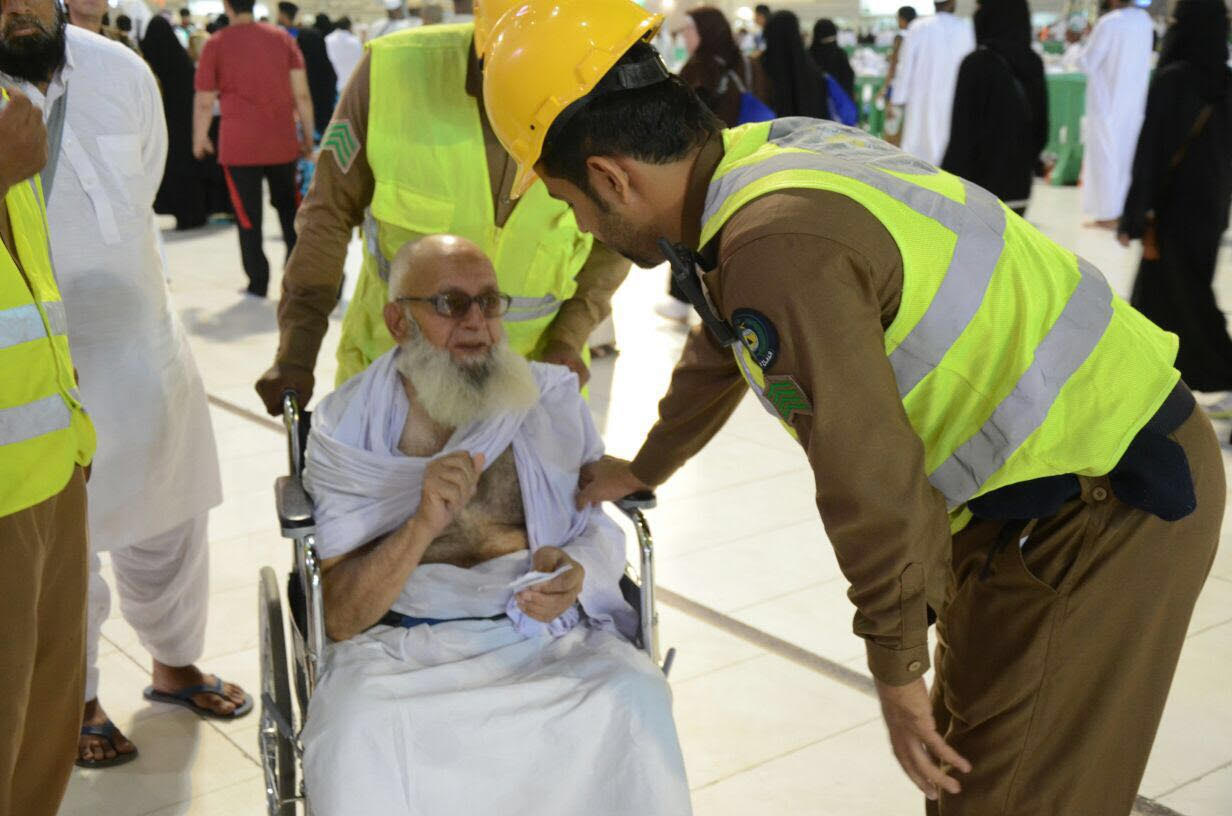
top-left (299, 235), bottom-right (691, 816)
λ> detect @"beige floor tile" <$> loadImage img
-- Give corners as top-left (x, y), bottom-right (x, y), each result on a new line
top-left (58, 710), bottom-right (260, 816)
top-left (1157, 763), bottom-right (1232, 816)
top-left (1190, 575), bottom-right (1232, 637)
top-left (690, 717), bottom-right (919, 816)
top-left (655, 520), bottom-right (839, 614)
top-left (139, 775), bottom-right (268, 816)
top-left (657, 603), bottom-right (764, 684)
top-left (672, 653), bottom-right (879, 788)
top-left (733, 579), bottom-right (869, 665)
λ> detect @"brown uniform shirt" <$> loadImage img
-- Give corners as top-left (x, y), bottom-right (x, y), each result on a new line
top-left (273, 50), bottom-right (630, 374)
top-left (630, 133), bottom-right (951, 686)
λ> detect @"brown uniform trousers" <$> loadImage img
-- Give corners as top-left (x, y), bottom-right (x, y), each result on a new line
top-left (928, 407), bottom-right (1223, 816)
top-left (0, 468), bottom-right (88, 816)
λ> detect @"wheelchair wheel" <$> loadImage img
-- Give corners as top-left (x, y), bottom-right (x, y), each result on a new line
top-left (259, 567), bottom-right (297, 816)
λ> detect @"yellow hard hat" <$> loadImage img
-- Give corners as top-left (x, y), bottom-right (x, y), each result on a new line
top-left (472, 0), bottom-right (522, 57)
top-left (482, 0), bottom-right (665, 198)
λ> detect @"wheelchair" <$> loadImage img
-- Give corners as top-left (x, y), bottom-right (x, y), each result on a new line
top-left (258, 392), bottom-right (676, 815)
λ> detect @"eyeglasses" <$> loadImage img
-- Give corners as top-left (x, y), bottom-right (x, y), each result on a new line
top-left (395, 290), bottom-right (512, 319)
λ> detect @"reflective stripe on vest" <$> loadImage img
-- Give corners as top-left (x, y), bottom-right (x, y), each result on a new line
top-left (700, 119), bottom-right (1122, 509)
top-left (0, 393), bottom-right (71, 446)
top-left (363, 209), bottom-right (563, 323)
top-left (0, 300), bottom-right (68, 349)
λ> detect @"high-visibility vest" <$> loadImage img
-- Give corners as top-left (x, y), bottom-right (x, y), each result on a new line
top-left (703, 119), bottom-right (1180, 530)
top-left (335, 23), bottom-right (594, 385)
top-left (0, 174), bottom-right (96, 517)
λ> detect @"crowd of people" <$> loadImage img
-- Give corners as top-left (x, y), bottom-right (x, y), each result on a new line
top-left (2, 0), bottom-right (1232, 814)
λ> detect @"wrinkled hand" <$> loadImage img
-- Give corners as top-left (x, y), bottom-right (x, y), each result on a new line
top-left (0, 88), bottom-right (47, 192)
top-left (416, 451), bottom-right (485, 539)
top-left (876, 678), bottom-right (971, 800)
top-left (1117, 232), bottom-right (1132, 247)
top-left (255, 363), bottom-right (315, 416)
top-left (192, 134), bottom-right (214, 160)
top-left (516, 546), bottom-right (584, 622)
top-left (541, 341), bottom-right (590, 388)
top-left (576, 455), bottom-right (648, 510)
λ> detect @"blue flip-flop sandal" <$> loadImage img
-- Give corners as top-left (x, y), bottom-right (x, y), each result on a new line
top-left (76, 720), bottom-right (139, 768)
top-left (142, 677), bottom-right (253, 720)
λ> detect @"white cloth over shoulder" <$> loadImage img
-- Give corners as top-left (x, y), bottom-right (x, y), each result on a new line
top-left (4, 27), bottom-right (221, 547)
top-left (303, 348), bottom-right (638, 639)
top-left (890, 12), bottom-right (975, 166)
top-left (324, 29), bottom-right (363, 93)
top-left (1079, 7), bottom-right (1153, 220)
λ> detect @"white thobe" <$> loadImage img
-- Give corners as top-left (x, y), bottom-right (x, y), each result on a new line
top-left (368, 16), bottom-right (420, 40)
top-left (7, 27), bottom-right (223, 693)
top-left (889, 12), bottom-right (975, 166)
top-left (324, 29), bottom-right (363, 94)
top-left (1078, 8), bottom-right (1153, 220)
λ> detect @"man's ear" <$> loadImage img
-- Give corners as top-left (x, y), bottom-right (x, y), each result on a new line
top-left (384, 301), bottom-right (406, 343)
top-left (585, 155), bottom-right (637, 207)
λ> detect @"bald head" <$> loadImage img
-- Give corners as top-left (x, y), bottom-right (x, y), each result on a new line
top-left (388, 234), bottom-right (495, 302)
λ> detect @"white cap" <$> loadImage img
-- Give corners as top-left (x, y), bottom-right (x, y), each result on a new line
top-left (383, 0), bottom-right (403, 9)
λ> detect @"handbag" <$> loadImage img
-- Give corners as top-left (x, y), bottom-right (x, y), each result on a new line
top-left (1142, 104), bottom-right (1214, 261)
top-left (716, 55), bottom-right (776, 125)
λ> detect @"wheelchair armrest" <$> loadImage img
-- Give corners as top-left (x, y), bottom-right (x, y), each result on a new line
top-left (614, 490), bottom-right (657, 513)
top-left (276, 474), bottom-right (317, 538)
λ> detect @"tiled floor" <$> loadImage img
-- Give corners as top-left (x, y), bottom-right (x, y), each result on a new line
top-left (59, 181), bottom-right (1232, 814)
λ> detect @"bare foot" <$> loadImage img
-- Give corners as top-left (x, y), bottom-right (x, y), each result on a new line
top-left (151, 661), bottom-right (249, 717)
top-left (79, 698), bottom-right (137, 764)
top-left (1083, 219), bottom-right (1119, 230)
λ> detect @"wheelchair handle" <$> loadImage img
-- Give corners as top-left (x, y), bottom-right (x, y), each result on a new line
top-left (282, 390), bottom-right (302, 476)
top-left (615, 490), bottom-right (657, 511)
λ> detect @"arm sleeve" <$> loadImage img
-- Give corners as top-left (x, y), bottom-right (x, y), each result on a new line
top-left (889, 29), bottom-right (914, 104)
top-left (138, 64), bottom-right (168, 209)
top-left (1077, 20), bottom-right (1109, 74)
top-left (275, 52), bottom-right (376, 374)
top-left (542, 241), bottom-right (630, 353)
top-left (628, 324), bottom-right (747, 487)
top-left (717, 232), bottom-right (951, 686)
top-left (1120, 72), bottom-right (1178, 238)
top-left (194, 38), bottom-right (218, 91)
top-left (940, 54), bottom-right (983, 182)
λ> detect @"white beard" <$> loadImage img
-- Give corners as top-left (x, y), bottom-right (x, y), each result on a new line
top-left (395, 329), bottom-right (540, 429)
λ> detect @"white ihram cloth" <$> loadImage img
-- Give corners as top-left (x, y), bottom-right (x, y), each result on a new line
top-left (300, 350), bottom-right (692, 816)
top-left (5, 28), bottom-right (222, 695)
top-left (1079, 7), bottom-right (1153, 221)
top-left (324, 29), bottom-right (363, 94)
top-left (889, 12), bottom-right (975, 166)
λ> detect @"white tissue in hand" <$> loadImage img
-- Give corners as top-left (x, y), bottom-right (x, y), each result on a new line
top-left (506, 564), bottom-right (573, 593)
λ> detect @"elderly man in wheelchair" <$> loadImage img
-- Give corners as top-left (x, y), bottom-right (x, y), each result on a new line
top-left (261, 234), bottom-right (692, 815)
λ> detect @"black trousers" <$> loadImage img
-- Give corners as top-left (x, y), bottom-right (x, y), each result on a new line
top-left (223, 162), bottom-right (298, 296)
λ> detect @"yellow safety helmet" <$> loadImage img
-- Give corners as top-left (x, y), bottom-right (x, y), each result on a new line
top-left (482, 0), bottom-right (665, 198)
top-left (472, 0), bottom-right (522, 57)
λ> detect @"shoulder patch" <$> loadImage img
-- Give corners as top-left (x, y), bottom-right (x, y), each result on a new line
top-left (732, 307), bottom-right (779, 369)
top-left (321, 119), bottom-right (360, 173)
top-left (765, 375), bottom-right (813, 422)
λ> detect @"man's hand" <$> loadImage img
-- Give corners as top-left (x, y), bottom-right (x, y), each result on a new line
top-left (576, 455), bottom-right (649, 509)
top-left (876, 677), bottom-right (971, 800)
top-left (415, 451), bottom-right (485, 540)
top-left (0, 88), bottom-right (47, 193)
top-left (255, 363), bottom-right (315, 416)
top-left (300, 135), bottom-right (315, 159)
top-left (1117, 232), bottom-right (1132, 247)
top-left (192, 133), bottom-right (214, 160)
top-left (541, 340), bottom-right (590, 388)
top-left (516, 546), bottom-right (584, 622)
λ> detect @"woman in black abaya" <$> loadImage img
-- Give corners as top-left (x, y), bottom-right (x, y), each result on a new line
top-left (1120, 0), bottom-right (1232, 402)
top-left (142, 16), bottom-right (208, 230)
top-left (760, 10), bottom-right (829, 120)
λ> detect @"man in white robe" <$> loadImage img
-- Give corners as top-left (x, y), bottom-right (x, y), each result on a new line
top-left (0, 1), bottom-right (248, 768)
top-left (300, 235), bottom-right (691, 816)
top-left (1079, 0), bottom-right (1153, 227)
top-left (889, 0), bottom-right (975, 166)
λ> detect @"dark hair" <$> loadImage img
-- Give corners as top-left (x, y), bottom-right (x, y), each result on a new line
top-left (335, 15), bottom-right (351, 30)
top-left (755, 4), bottom-right (771, 16)
top-left (898, 5), bottom-right (917, 23)
top-left (277, 2), bottom-right (299, 19)
top-left (313, 12), bottom-right (332, 31)
top-left (116, 14), bottom-right (132, 31)
top-left (228, 0), bottom-right (255, 15)
top-left (687, 6), bottom-right (743, 72)
top-left (540, 40), bottom-right (721, 199)
top-left (179, 7), bottom-right (191, 17)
